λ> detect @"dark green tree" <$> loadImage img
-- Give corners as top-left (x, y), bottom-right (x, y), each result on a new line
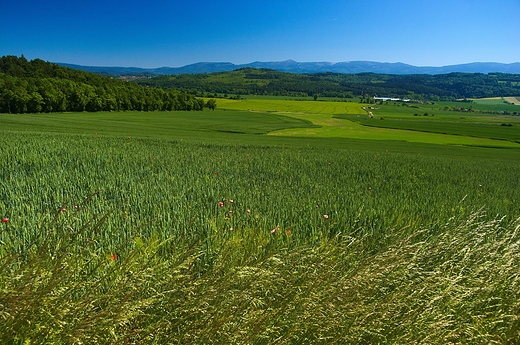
top-left (205, 99), bottom-right (217, 111)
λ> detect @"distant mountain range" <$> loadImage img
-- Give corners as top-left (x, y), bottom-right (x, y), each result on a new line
top-left (56, 60), bottom-right (520, 76)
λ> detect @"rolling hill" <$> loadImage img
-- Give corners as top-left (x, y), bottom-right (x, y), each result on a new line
top-left (133, 67), bottom-right (520, 100)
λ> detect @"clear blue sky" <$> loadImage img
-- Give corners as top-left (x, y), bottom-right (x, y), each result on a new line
top-left (1, 0), bottom-right (519, 68)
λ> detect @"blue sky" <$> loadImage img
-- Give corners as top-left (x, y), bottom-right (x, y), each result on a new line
top-left (1, 0), bottom-right (519, 67)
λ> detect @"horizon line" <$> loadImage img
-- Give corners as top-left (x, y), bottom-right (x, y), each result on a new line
top-left (52, 59), bottom-right (520, 70)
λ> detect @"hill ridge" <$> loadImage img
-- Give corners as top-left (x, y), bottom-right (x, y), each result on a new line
top-left (56, 60), bottom-right (520, 76)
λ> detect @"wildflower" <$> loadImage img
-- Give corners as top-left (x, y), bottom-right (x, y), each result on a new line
top-left (229, 227), bottom-right (234, 231)
top-left (213, 172), bottom-right (217, 174)
top-left (218, 202), bottom-right (224, 207)
top-left (222, 198), bottom-right (227, 201)
top-left (245, 210), bottom-right (250, 213)
top-left (110, 254), bottom-right (117, 260)
top-left (1, 218), bottom-right (8, 223)
top-left (60, 208), bottom-right (67, 212)
top-left (286, 230), bottom-right (291, 234)
top-left (271, 227), bottom-right (279, 234)
top-left (323, 215), bottom-right (329, 219)
top-left (228, 211), bottom-right (233, 214)
top-left (127, 137), bottom-right (131, 139)
top-left (229, 200), bottom-right (234, 203)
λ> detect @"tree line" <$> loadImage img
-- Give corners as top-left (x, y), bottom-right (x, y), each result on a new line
top-left (135, 67), bottom-right (520, 101)
top-left (0, 56), bottom-right (215, 113)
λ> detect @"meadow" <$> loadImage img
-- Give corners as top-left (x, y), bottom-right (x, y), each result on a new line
top-left (1, 102), bottom-right (520, 343)
top-left (217, 97), bottom-right (520, 147)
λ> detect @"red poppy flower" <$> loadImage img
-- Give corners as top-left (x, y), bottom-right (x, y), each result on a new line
top-left (1, 218), bottom-right (8, 223)
top-left (110, 254), bottom-right (117, 260)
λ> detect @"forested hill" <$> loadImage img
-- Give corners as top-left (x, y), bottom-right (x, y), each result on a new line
top-left (0, 56), bottom-right (206, 113)
top-left (136, 67), bottom-right (520, 100)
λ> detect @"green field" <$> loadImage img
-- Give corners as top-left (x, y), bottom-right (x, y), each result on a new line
top-left (217, 97), bottom-right (364, 114)
top-left (214, 98), bottom-right (520, 147)
top-left (0, 110), bottom-right (319, 138)
top-left (334, 114), bottom-right (520, 143)
top-left (1, 105), bottom-right (520, 343)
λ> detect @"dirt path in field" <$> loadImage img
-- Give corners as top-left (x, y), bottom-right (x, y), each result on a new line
top-left (504, 97), bottom-right (520, 105)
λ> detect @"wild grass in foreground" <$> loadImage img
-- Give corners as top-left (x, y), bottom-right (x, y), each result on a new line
top-left (1, 207), bottom-right (518, 344)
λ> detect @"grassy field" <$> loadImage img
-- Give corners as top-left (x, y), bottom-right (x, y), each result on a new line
top-left (0, 110), bottom-right (319, 137)
top-left (1, 106), bottom-right (520, 343)
top-left (215, 98), bottom-right (520, 147)
top-left (335, 114), bottom-right (520, 143)
top-left (216, 97), bottom-right (364, 115)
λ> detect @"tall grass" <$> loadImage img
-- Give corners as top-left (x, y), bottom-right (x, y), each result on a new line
top-left (1, 206), bottom-right (518, 343)
top-left (1, 131), bottom-right (520, 343)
